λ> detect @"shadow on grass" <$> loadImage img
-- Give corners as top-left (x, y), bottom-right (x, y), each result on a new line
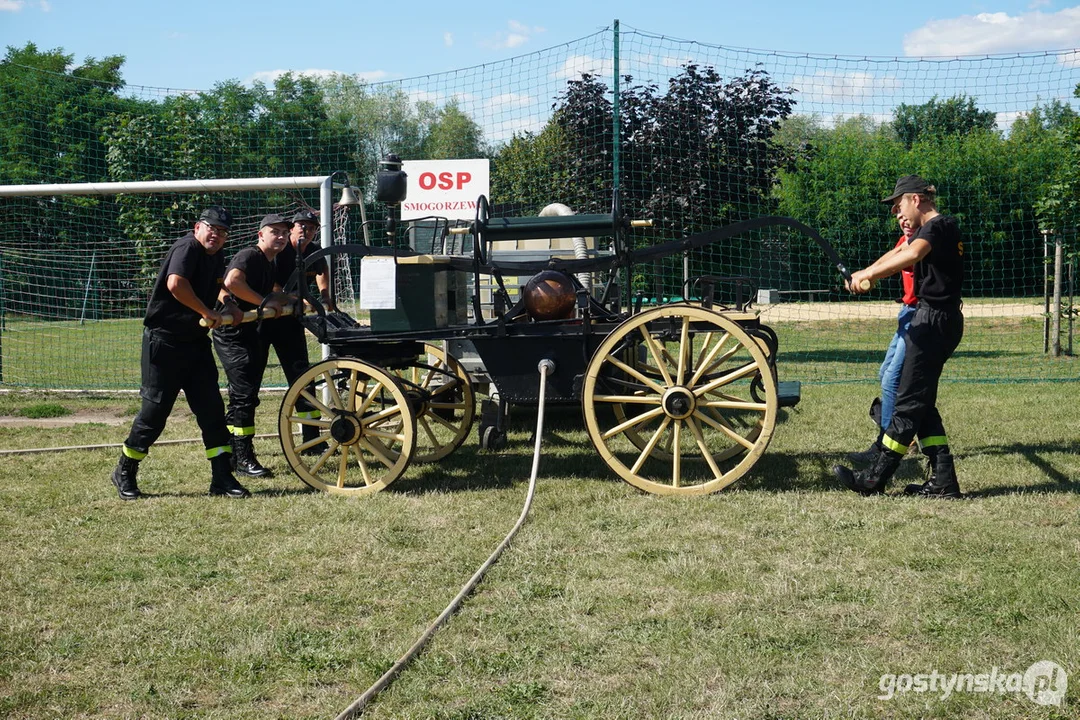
top-left (960, 441), bottom-right (1080, 497)
top-left (270, 414), bottom-right (1080, 499)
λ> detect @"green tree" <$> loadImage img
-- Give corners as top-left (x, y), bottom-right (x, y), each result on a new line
top-left (776, 102), bottom-right (1067, 297)
top-left (321, 75), bottom-right (427, 193)
top-left (892, 94), bottom-right (997, 148)
top-left (420, 99), bottom-right (487, 160)
top-left (1034, 84), bottom-right (1080, 238)
top-left (0, 43), bottom-right (140, 315)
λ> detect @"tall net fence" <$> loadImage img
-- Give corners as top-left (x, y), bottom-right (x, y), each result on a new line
top-left (1, 25), bottom-right (1078, 388)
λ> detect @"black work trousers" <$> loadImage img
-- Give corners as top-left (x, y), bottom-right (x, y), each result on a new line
top-left (213, 324), bottom-right (269, 431)
top-left (260, 316), bottom-right (315, 411)
top-left (124, 328), bottom-right (231, 454)
top-left (883, 301), bottom-right (964, 449)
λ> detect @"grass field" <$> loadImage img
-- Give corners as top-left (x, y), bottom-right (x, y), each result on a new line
top-left (1, 298), bottom-right (1077, 389)
top-left (0, 378), bottom-right (1077, 719)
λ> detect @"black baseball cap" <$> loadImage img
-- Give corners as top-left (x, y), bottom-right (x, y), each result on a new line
top-left (259, 213), bottom-right (292, 229)
top-left (292, 209), bottom-right (319, 225)
top-left (199, 206), bottom-right (232, 229)
top-left (881, 175), bottom-right (932, 204)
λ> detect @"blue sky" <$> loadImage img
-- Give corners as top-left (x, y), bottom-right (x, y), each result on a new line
top-left (2, 0), bottom-right (1080, 90)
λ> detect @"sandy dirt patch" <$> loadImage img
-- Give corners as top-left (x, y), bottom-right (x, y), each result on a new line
top-left (756, 300), bottom-right (1045, 322)
top-left (0, 410), bottom-right (128, 427)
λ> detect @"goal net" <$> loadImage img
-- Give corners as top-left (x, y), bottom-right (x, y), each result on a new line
top-left (0, 178), bottom-right (361, 389)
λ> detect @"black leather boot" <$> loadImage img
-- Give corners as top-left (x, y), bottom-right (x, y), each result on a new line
top-left (209, 454), bottom-right (251, 498)
top-left (846, 432), bottom-right (884, 466)
top-left (300, 423), bottom-right (329, 457)
top-left (833, 447), bottom-right (902, 496)
top-left (231, 435), bottom-right (272, 478)
top-left (110, 454), bottom-right (141, 501)
top-left (905, 448), bottom-right (962, 499)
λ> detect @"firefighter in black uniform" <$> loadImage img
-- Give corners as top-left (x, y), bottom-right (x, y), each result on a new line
top-left (259, 209), bottom-right (332, 455)
top-left (833, 175), bottom-right (965, 498)
top-left (110, 207), bottom-right (250, 500)
top-left (212, 213), bottom-right (291, 477)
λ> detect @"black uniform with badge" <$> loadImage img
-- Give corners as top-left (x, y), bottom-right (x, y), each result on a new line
top-left (126, 230), bottom-right (231, 454)
top-left (260, 222), bottom-right (327, 384)
top-left (833, 176), bottom-right (966, 500)
top-left (111, 206), bottom-right (250, 501)
top-left (213, 244), bottom-right (276, 435)
top-left (882, 214), bottom-right (964, 453)
top-left (259, 211), bottom-right (329, 449)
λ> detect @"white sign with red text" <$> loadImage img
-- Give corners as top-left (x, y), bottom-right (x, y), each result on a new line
top-left (400, 159), bottom-right (490, 221)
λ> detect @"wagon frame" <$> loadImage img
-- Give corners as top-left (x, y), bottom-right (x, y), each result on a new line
top-left (275, 197), bottom-right (835, 496)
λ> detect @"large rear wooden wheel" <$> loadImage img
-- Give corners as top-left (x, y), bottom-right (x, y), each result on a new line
top-left (583, 304), bottom-right (777, 495)
top-left (386, 343), bottom-right (475, 463)
top-left (279, 358), bottom-right (416, 495)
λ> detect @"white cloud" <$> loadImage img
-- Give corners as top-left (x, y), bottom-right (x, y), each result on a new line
top-left (487, 115), bottom-right (545, 144)
top-left (996, 110), bottom-right (1024, 132)
top-left (444, 32), bottom-right (453, 48)
top-left (0, 0), bottom-right (48, 10)
top-left (791, 71), bottom-right (901, 100)
top-left (1062, 49), bottom-right (1080, 66)
top-left (487, 20), bottom-right (545, 50)
top-left (483, 92), bottom-right (535, 115)
top-left (660, 53), bottom-right (696, 69)
top-left (903, 7), bottom-right (1080, 56)
top-left (249, 68), bottom-right (387, 85)
top-left (554, 54), bottom-right (615, 81)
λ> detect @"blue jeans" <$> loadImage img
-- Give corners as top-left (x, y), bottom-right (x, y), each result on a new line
top-left (878, 304), bottom-right (917, 431)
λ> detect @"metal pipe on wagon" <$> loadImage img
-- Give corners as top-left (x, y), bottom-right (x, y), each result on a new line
top-left (320, 174), bottom-right (334, 363)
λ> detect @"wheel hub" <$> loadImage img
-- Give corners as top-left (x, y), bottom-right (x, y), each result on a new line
top-left (661, 387), bottom-right (697, 420)
top-left (405, 389), bottom-right (429, 417)
top-left (329, 414), bottom-right (363, 446)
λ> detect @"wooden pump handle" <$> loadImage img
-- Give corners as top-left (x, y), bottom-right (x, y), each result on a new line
top-left (199, 304), bottom-right (295, 327)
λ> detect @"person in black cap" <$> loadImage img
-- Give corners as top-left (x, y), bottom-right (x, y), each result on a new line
top-left (110, 207), bottom-right (251, 500)
top-left (833, 175), bottom-right (965, 498)
top-left (212, 213), bottom-right (292, 477)
top-left (259, 209), bottom-right (333, 455)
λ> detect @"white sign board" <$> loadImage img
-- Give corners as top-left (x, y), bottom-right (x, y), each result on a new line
top-left (359, 257), bottom-right (397, 309)
top-left (400, 159), bottom-right (490, 221)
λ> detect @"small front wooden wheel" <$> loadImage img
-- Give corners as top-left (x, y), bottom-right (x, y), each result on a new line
top-left (387, 343), bottom-right (475, 463)
top-left (583, 304), bottom-right (778, 495)
top-left (279, 358), bottom-right (416, 495)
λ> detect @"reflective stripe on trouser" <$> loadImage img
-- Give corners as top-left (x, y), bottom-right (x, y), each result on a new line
top-left (228, 425), bottom-right (257, 436)
top-left (882, 303), bottom-right (963, 449)
top-left (124, 328), bottom-right (231, 455)
top-left (213, 324), bottom-right (268, 430)
top-left (206, 445), bottom-right (231, 459)
top-left (122, 445), bottom-right (147, 460)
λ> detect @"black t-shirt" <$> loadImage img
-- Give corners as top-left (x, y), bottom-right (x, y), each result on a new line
top-left (910, 214), bottom-right (963, 304)
top-left (274, 240), bottom-right (327, 292)
top-left (224, 245), bottom-right (276, 311)
top-left (144, 232), bottom-right (225, 336)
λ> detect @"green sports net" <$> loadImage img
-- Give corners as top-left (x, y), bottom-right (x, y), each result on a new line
top-left (1, 25), bottom-right (1078, 388)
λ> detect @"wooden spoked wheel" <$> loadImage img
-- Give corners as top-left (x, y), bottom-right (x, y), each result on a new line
top-left (279, 358), bottom-right (416, 496)
top-left (583, 304), bottom-right (778, 495)
top-left (384, 343), bottom-right (475, 463)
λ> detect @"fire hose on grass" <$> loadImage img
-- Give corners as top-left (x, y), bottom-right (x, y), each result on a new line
top-left (334, 357), bottom-right (555, 720)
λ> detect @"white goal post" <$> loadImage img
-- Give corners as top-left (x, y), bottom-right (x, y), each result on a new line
top-left (0, 175), bottom-right (366, 389)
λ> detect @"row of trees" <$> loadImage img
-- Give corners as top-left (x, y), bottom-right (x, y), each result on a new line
top-left (2, 40), bottom-right (1079, 314)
